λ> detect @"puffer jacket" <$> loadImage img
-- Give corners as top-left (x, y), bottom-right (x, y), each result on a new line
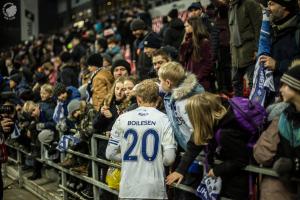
top-left (163, 72), bottom-right (204, 150)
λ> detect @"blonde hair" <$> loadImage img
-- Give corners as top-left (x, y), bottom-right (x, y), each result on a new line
top-left (23, 101), bottom-right (38, 114)
top-left (135, 79), bottom-right (159, 103)
top-left (158, 61), bottom-right (185, 87)
top-left (186, 92), bottom-right (227, 145)
top-left (41, 84), bottom-right (53, 95)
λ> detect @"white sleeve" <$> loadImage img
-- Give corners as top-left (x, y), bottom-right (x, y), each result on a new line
top-left (106, 117), bottom-right (122, 162)
top-left (161, 118), bottom-right (177, 166)
top-left (163, 148), bottom-right (176, 166)
top-left (106, 144), bottom-right (122, 162)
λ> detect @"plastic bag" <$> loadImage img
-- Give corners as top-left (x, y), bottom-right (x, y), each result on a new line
top-left (106, 167), bottom-right (121, 190)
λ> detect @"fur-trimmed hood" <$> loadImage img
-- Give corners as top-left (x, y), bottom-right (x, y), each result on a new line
top-left (171, 72), bottom-right (204, 101)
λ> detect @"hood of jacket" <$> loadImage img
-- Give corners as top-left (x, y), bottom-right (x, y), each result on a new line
top-left (171, 72), bottom-right (204, 101)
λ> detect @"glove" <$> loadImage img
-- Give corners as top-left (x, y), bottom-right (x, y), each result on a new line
top-left (56, 119), bottom-right (68, 133)
top-left (36, 123), bottom-right (45, 131)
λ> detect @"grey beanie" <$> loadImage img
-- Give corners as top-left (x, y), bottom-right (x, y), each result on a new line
top-left (67, 99), bottom-right (81, 118)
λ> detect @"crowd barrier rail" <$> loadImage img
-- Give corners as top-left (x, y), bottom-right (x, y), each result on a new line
top-left (4, 133), bottom-right (297, 200)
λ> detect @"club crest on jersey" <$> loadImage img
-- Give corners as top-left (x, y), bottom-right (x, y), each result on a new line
top-left (138, 112), bottom-right (149, 116)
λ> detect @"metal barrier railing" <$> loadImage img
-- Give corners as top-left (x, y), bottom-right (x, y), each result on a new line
top-left (5, 133), bottom-right (292, 200)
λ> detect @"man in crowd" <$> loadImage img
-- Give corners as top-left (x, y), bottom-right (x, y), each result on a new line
top-left (228, 0), bottom-right (262, 96)
top-left (260, 0), bottom-right (300, 102)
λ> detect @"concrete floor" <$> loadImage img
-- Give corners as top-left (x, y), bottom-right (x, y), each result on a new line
top-left (3, 177), bottom-right (39, 200)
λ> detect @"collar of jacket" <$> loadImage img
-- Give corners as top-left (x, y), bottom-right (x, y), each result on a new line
top-left (171, 72), bottom-right (203, 101)
top-left (272, 15), bottom-right (298, 33)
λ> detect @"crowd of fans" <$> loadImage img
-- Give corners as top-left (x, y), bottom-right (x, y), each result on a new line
top-left (0, 0), bottom-right (300, 200)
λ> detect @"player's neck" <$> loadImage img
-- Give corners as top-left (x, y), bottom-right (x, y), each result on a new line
top-left (138, 102), bottom-right (157, 108)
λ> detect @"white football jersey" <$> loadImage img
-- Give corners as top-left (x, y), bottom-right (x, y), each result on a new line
top-left (108, 107), bottom-right (176, 199)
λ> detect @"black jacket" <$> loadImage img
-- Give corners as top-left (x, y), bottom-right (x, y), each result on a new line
top-left (163, 18), bottom-right (185, 49)
top-left (271, 14), bottom-right (300, 94)
top-left (176, 100), bottom-right (251, 199)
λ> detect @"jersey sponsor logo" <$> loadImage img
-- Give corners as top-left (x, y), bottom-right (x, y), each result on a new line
top-left (128, 120), bottom-right (156, 126)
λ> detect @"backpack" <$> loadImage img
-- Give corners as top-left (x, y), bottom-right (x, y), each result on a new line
top-left (215, 97), bottom-right (267, 149)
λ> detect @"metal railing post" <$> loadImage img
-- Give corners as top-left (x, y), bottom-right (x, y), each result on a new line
top-left (91, 135), bottom-right (100, 200)
top-left (59, 131), bottom-right (68, 200)
top-left (17, 148), bottom-right (23, 187)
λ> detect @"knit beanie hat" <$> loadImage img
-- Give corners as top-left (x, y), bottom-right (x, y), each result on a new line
top-left (87, 54), bottom-right (103, 68)
top-left (10, 73), bottom-right (22, 84)
top-left (281, 62), bottom-right (300, 91)
top-left (168, 9), bottom-right (178, 19)
top-left (111, 59), bottom-right (131, 74)
top-left (188, 2), bottom-right (203, 11)
top-left (130, 19), bottom-right (146, 31)
top-left (67, 99), bottom-right (81, 118)
top-left (270, 0), bottom-right (298, 12)
top-left (53, 82), bottom-right (67, 97)
top-left (144, 33), bottom-right (163, 49)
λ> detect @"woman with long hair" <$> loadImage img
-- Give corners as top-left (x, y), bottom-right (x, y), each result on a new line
top-left (179, 16), bottom-right (214, 91)
top-left (166, 92), bottom-right (251, 199)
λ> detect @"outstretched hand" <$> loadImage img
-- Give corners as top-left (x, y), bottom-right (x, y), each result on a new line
top-left (166, 171), bottom-right (184, 186)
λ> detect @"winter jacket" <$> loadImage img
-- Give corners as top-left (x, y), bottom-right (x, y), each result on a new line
top-left (39, 98), bottom-right (56, 129)
top-left (53, 86), bottom-right (81, 122)
top-left (163, 73), bottom-right (204, 150)
top-left (133, 31), bottom-right (156, 80)
top-left (179, 35), bottom-right (213, 91)
top-left (277, 105), bottom-right (300, 177)
top-left (229, 0), bottom-right (262, 68)
top-left (176, 100), bottom-right (251, 199)
top-left (87, 68), bottom-right (114, 111)
top-left (105, 46), bottom-right (124, 62)
top-left (57, 63), bottom-right (79, 88)
top-left (93, 99), bottom-right (124, 134)
top-left (254, 118), bottom-right (295, 200)
top-left (163, 18), bottom-right (185, 49)
top-left (270, 14), bottom-right (300, 94)
top-left (74, 103), bottom-right (97, 141)
top-left (38, 99), bottom-right (56, 131)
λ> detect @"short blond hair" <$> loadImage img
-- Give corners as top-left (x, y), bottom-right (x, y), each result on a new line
top-left (135, 79), bottom-right (159, 103)
top-left (41, 84), bottom-right (53, 95)
top-left (23, 101), bottom-right (38, 114)
top-left (158, 61), bottom-right (185, 86)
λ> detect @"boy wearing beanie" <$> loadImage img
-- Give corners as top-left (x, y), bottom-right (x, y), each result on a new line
top-left (86, 53), bottom-right (114, 111)
top-left (273, 60), bottom-right (300, 193)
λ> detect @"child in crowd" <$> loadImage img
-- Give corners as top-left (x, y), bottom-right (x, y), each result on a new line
top-left (39, 84), bottom-right (56, 115)
top-left (158, 61), bottom-right (204, 151)
top-left (271, 61), bottom-right (300, 196)
top-left (22, 101), bottom-right (56, 180)
top-left (81, 77), bottom-right (128, 199)
top-left (106, 79), bottom-right (177, 200)
top-left (166, 92), bottom-right (252, 199)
